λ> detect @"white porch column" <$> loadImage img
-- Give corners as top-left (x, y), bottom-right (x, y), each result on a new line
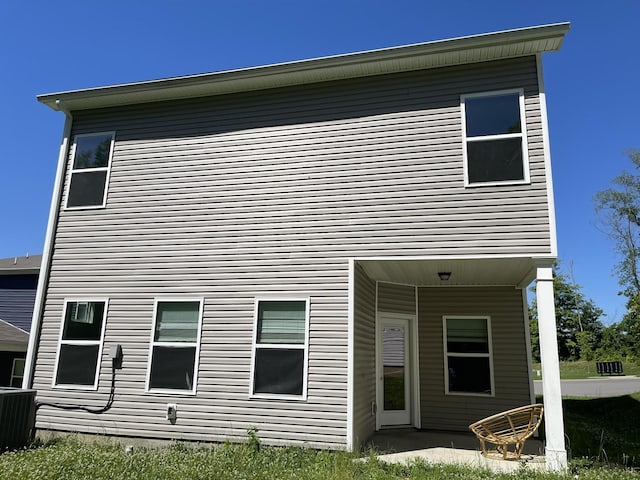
top-left (536, 264), bottom-right (567, 470)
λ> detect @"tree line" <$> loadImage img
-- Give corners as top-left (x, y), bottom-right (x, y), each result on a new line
top-left (529, 149), bottom-right (640, 363)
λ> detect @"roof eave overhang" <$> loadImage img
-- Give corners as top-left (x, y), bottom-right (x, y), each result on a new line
top-left (38, 22), bottom-right (569, 113)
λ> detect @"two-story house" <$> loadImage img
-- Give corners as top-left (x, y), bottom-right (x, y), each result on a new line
top-left (24, 23), bottom-right (570, 469)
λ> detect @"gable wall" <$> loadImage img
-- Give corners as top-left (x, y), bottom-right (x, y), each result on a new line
top-left (33, 56), bottom-right (547, 447)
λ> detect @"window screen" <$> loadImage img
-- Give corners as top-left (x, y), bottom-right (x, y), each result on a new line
top-left (148, 300), bottom-right (202, 391)
top-left (463, 91), bottom-right (527, 185)
top-left (67, 133), bottom-right (113, 208)
top-left (253, 300), bottom-right (308, 397)
top-left (445, 317), bottom-right (492, 395)
top-left (55, 300), bottom-right (107, 388)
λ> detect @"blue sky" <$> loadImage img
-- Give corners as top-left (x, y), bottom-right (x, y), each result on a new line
top-left (1, 1), bottom-right (638, 324)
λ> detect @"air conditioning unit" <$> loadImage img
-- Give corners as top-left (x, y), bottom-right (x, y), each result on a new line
top-left (0, 388), bottom-right (36, 450)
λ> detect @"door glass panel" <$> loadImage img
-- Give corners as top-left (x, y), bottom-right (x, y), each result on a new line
top-left (383, 326), bottom-right (405, 411)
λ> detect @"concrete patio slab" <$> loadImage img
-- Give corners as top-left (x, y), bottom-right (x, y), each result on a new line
top-left (376, 447), bottom-right (546, 474)
top-left (368, 428), bottom-right (546, 474)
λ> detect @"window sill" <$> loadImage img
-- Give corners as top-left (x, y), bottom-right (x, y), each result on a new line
top-left (63, 204), bottom-right (107, 211)
top-left (249, 393), bottom-right (307, 402)
top-left (52, 383), bottom-right (99, 391)
top-left (445, 391), bottom-right (494, 397)
top-left (145, 388), bottom-right (197, 396)
top-left (464, 179), bottom-right (530, 188)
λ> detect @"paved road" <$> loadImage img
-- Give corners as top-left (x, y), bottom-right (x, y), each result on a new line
top-left (534, 377), bottom-right (640, 397)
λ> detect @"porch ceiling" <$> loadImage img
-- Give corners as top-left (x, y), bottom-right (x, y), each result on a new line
top-left (357, 257), bottom-right (544, 287)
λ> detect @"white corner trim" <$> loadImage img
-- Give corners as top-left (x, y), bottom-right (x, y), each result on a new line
top-left (346, 259), bottom-right (355, 451)
top-left (23, 113), bottom-right (73, 389)
top-left (536, 54), bottom-right (559, 257)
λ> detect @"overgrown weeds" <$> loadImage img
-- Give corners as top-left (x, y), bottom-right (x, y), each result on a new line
top-left (1, 434), bottom-right (640, 479)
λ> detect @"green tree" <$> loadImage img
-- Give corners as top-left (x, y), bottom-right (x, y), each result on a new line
top-left (594, 149), bottom-right (640, 301)
top-left (594, 149), bottom-right (640, 360)
top-left (529, 264), bottom-right (605, 362)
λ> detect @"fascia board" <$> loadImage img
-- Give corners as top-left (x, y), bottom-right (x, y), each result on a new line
top-left (38, 22), bottom-right (569, 113)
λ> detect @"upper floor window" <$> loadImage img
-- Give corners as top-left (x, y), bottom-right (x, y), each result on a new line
top-left (461, 90), bottom-right (529, 186)
top-left (66, 133), bottom-right (114, 209)
top-left (146, 299), bottom-right (203, 394)
top-left (250, 299), bottom-right (309, 399)
top-left (54, 300), bottom-right (108, 389)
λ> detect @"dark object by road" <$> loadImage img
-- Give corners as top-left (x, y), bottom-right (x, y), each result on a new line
top-left (596, 361), bottom-right (624, 376)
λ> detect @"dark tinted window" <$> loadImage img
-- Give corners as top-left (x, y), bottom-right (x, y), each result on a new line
top-left (465, 93), bottom-right (521, 137)
top-left (447, 356), bottom-right (491, 393)
top-left (254, 348), bottom-right (304, 395)
top-left (149, 346), bottom-right (196, 390)
top-left (56, 344), bottom-right (100, 386)
top-left (467, 138), bottom-right (524, 183)
top-left (67, 171), bottom-right (108, 207)
top-left (73, 135), bottom-right (112, 169)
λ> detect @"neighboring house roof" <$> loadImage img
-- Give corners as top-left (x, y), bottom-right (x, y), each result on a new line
top-left (0, 318), bottom-right (29, 346)
top-left (0, 254), bottom-right (42, 275)
top-left (38, 22), bottom-right (569, 113)
top-left (0, 255), bottom-right (41, 333)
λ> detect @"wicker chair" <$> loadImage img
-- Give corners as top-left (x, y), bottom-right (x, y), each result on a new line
top-left (468, 404), bottom-right (544, 460)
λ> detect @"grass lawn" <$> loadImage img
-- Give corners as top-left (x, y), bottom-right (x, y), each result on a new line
top-left (3, 370), bottom-right (640, 479)
top-left (532, 361), bottom-right (640, 380)
top-left (563, 392), bottom-right (640, 467)
top-left (1, 435), bottom-right (640, 480)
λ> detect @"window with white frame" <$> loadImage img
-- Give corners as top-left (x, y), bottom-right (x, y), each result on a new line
top-left (444, 316), bottom-right (493, 395)
top-left (147, 300), bottom-right (203, 393)
top-left (66, 133), bottom-right (114, 208)
top-left (251, 299), bottom-right (309, 398)
top-left (55, 300), bottom-right (107, 388)
top-left (11, 357), bottom-right (25, 388)
top-left (462, 90), bottom-right (528, 185)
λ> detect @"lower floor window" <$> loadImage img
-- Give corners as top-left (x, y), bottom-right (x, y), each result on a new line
top-left (444, 316), bottom-right (493, 395)
top-left (147, 300), bottom-right (203, 392)
top-left (251, 299), bottom-right (309, 398)
top-left (55, 300), bottom-right (107, 388)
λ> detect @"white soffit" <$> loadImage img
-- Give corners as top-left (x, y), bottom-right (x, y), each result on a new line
top-left (358, 257), bottom-right (540, 287)
top-left (38, 22), bottom-right (569, 112)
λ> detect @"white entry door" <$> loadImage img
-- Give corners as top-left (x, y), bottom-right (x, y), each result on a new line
top-left (377, 315), bottom-right (413, 426)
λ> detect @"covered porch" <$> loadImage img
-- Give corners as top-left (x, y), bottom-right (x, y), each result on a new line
top-left (350, 256), bottom-right (566, 471)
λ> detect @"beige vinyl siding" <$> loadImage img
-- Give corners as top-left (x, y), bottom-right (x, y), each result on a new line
top-left (35, 286), bottom-right (349, 447)
top-left (59, 56), bottom-right (550, 259)
top-left (352, 264), bottom-right (376, 447)
top-left (418, 286), bottom-right (531, 431)
top-left (33, 56), bottom-right (548, 447)
top-left (377, 282), bottom-right (416, 315)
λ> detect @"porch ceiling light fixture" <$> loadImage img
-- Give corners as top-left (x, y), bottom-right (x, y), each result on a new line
top-left (438, 272), bottom-right (452, 281)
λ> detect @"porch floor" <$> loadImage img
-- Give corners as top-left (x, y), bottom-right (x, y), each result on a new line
top-left (367, 428), bottom-right (546, 474)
